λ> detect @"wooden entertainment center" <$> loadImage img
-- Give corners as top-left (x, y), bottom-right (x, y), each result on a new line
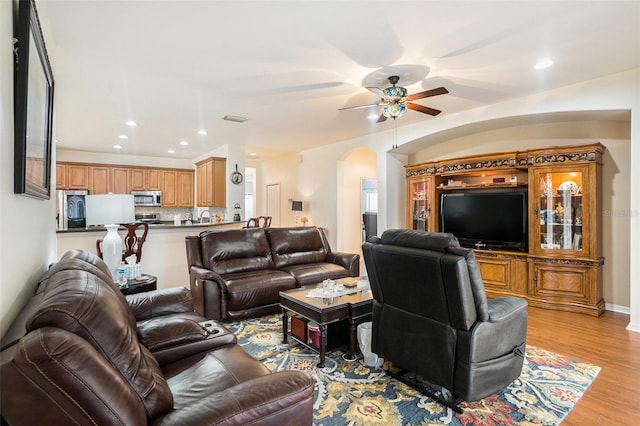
top-left (406, 143), bottom-right (604, 316)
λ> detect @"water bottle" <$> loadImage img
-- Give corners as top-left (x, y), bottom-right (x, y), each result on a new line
top-left (117, 266), bottom-right (128, 288)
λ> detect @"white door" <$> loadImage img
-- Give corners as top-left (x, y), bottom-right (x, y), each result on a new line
top-left (266, 183), bottom-right (281, 227)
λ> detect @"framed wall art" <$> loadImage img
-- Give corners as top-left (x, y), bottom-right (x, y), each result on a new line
top-left (13, 0), bottom-right (55, 199)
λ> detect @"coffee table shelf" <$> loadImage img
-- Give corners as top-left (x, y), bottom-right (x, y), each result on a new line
top-left (279, 282), bottom-right (373, 367)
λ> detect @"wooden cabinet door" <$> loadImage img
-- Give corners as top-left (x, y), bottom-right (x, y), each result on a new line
top-left (89, 166), bottom-right (110, 194)
top-left (111, 167), bottom-right (130, 194)
top-left (129, 168), bottom-right (146, 191)
top-left (196, 162), bottom-right (206, 206)
top-left (212, 158), bottom-right (226, 207)
top-left (147, 169), bottom-right (161, 190)
top-left (161, 170), bottom-right (177, 207)
top-left (56, 164), bottom-right (67, 189)
top-left (178, 170), bottom-right (194, 207)
top-left (66, 164), bottom-right (90, 190)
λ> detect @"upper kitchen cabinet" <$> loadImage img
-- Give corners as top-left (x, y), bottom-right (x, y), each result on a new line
top-left (129, 168), bottom-right (147, 191)
top-left (196, 157), bottom-right (226, 207)
top-left (161, 169), bottom-right (195, 207)
top-left (56, 162), bottom-right (96, 191)
top-left (89, 166), bottom-right (129, 194)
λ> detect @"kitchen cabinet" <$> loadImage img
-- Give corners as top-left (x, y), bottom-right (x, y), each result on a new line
top-left (147, 169), bottom-right (161, 190)
top-left (89, 166), bottom-right (110, 194)
top-left (196, 157), bottom-right (226, 207)
top-left (178, 170), bottom-right (194, 207)
top-left (129, 168), bottom-right (146, 191)
top-left (56, 164), bottom-right (67, 189)
top-left (404, 143), bottom-right (604, 316)
top-left (161, 170), bottom-right (177, 207)
top-left (65, 164), bottom-right (90, 190)
top-left (111, 167), bottom-right (130, 194)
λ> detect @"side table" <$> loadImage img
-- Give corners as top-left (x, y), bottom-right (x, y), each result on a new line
top-left (120, 274), bottom-right (157, 295)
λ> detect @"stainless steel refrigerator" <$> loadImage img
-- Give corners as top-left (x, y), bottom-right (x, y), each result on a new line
top-left (56, 190), bottom-right (89, 230)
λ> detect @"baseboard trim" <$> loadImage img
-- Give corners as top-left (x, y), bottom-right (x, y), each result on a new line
top-left (626, 322), bottom-right (640, 333)
top-left (604, 303), bottom-right (630, 314)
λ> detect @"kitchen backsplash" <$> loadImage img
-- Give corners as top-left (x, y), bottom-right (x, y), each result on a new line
top-left (135, 206), bottom-right (228, 222)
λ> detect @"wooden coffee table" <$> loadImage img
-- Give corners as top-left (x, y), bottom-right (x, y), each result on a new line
top-left (279, 282), bottom-right (373, 367)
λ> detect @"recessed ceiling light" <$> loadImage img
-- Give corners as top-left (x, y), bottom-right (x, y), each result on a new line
top-left (118, 135), bottom-right (128, 139)
top-left (197, 129), bottom-right (207, 135)
top-left (113, 145), bottom-right (122, 149)
top-left (534, 59), bottom-right (554, 70)
top-left (125, 120), bottom-right (137, 127)
top-left (180, 140), bottom-right (188, 146)
top-left (168, 149), bottom-right (175, 154)
top-left (250, 152), bottom-right (257, 156)
top-left (367, 113), bottom-right (378, 120)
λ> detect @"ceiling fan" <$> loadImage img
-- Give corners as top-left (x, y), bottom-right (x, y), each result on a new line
top-left (339, 75), bottom-right (449, 122)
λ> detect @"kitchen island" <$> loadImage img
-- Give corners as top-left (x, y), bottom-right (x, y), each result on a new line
top-left (56, 221), bottom-right (243, 288)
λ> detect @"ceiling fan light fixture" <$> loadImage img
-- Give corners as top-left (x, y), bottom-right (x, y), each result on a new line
top-left (382, 102), bottom-right (407, 119)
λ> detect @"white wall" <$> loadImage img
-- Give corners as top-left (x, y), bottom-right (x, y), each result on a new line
top-left (1, 0), bottom-right (58, 336)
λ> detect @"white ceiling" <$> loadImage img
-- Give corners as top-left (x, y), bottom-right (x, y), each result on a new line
top-left (38, 0), bottom-right (640, 160)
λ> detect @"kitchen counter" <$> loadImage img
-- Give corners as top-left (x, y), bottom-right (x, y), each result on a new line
top-left (56, 220), bottom-right (241, 233)
top-left (56, 220), bottom-right (243, 288)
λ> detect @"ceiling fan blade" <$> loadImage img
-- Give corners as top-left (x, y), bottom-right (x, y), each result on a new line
top-left (376, 113), bottom-right (388, 123)
top-left (366, 86), bottom-right (388, 98)
top-left (406, 87), bottom-right (449, 101)
top-left (407, 102), bottom-right (442, 116)
top-left (338, 102), bottom-right (381, 111)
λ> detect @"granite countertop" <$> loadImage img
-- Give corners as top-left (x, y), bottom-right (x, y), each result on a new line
top-left (57, 220), bottom-right (242, 233)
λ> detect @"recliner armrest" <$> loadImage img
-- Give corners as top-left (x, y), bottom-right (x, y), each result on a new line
top-left (151, 371), bottom-right (314, 425)
top-left (126, 287), bottom-right (194, 321)
top-left (189, 265), bottom-right (223, 282)
top-left (326, 252), bottom-right (360, 276)
top-left (487, 296), bottom-right (528, 322)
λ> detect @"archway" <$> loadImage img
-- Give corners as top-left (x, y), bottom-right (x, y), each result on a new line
top-left (336, 147), bottom-right (377, 258)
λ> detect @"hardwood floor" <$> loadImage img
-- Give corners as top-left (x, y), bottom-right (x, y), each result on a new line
top-left (526, 306), bottom-right (640, 425)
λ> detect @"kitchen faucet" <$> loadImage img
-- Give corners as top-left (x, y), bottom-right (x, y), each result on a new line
top-left (199, 210), bottom-right (211, 223)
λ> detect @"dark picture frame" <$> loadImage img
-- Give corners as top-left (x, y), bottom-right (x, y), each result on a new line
top-left (13, 0), bottom-right (54, 199)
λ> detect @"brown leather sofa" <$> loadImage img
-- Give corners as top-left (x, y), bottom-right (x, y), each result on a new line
top-left (0, 249), bottom-right (314, 425)
top-left (186, 226), bottom-right (360, 320)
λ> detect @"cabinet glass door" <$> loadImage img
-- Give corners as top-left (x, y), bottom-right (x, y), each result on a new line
top-left (537, 170), bottom-right (584, 252)
top-left (410, 179), bottom-right (430, 231)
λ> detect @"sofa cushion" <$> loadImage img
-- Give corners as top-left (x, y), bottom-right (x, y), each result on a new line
top-left (201, 229), bottom-right (275, 274)
top-left (280, 262), bottom-right (352, 286)
top-left (224, 270), bottom-right (297, 311)
top-left (26, 269), bottom-right (174, 418)
top-left (266, 227), bottom-right (329, 269)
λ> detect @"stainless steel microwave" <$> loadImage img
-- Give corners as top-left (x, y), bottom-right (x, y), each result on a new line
top-left (131, 191), bottom-right (162, 206)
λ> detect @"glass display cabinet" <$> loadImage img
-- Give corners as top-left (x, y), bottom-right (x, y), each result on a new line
top-left (533, 167), bottom-right (588, 255)
top-left (407, 176), bottom-right (435, 231)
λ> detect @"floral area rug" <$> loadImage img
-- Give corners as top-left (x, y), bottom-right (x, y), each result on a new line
top-left (224, 314), bottom-right (600, 426)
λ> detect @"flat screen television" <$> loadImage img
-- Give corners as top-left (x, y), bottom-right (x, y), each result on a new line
top-left (440, 188), bottom-right (528, 252)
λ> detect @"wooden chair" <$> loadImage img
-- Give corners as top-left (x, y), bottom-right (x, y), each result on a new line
top-left (243, 217), bottom-right (259, 228)
top-left (257, 216), bottom-right (272, 228)
top-left (96, 222), bottom-right (149, 263)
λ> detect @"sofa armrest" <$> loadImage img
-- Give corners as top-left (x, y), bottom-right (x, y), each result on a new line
top-left (326, 251), bottom-right (360, 276)
top-left (487, 296), bottom-right (528, 322)
top-left (151, 371), bottom-right (314, 426)
top-left (126, 287), bottom-right (194, 321)
top-left (462, 296), bottom-right (528, 363)
top-left (137, 316), bottom-right (237, 366)
top-left (189, 266), bottom-right (227, 320)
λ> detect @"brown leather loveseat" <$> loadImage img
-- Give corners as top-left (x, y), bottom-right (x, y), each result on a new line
top-left (0, 249), bottom-right (314, 425)
top-left (186, 226), bottom-right (360, 320)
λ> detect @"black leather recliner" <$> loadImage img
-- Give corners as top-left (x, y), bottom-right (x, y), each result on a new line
top-left (362, 229), bottom-right (527, 408)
